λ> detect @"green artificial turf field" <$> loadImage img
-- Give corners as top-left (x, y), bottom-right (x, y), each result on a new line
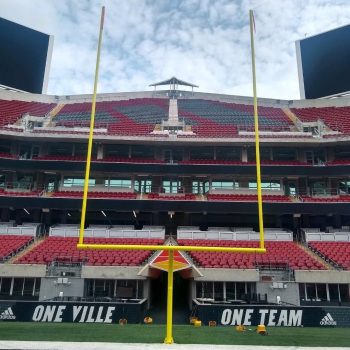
top-left (0, 323), bottom-right (349, 346)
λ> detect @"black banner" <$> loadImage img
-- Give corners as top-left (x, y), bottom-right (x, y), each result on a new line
top-left (2, 300), bottom-right (350, 326)
top-left (194, 303), bottom-right (350, 327)
top-left (0, 300), bottom-right (146, 323)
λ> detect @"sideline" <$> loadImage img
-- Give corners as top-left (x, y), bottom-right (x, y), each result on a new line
top-left (0, 342), bottom-right (349, 350)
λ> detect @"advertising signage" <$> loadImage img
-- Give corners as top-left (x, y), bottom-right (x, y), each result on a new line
top-left (195, 303), bottom-right (350, 327)
top-left (0, 300), bottom-right (145, 324)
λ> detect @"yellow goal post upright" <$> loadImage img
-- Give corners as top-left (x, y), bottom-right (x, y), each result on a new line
top-left (77, 8), bottom-right (265, 344)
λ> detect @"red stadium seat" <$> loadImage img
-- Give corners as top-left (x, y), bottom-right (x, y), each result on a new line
top-left (15, 237), bottom-right (164, 266)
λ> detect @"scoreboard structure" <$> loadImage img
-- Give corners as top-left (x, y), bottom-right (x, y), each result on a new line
top-left (0, 17), bottom-right (53, 94)
top-left (296, 24), bottom-right (350, 99)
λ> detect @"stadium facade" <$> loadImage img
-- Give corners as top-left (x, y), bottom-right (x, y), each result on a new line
top-left (0, 78), bottom-right (350, 325)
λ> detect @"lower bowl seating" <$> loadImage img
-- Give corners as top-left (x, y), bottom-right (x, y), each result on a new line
top-left (15, 237), bottom-right (163, 266)
top-left (309, 242), bottom-right (350, 270)
top-left (178, 239), bottom-right (325, 270)
top-left (0, 235), bottom-right (34, 261)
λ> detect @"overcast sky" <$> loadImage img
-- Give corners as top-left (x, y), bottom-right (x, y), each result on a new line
top-left (1, 0), bottom-right (350, 99)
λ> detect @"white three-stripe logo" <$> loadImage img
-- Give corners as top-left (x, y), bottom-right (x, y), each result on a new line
top-left (320, 313), bottom-right (337, 325)
top-left (0, 307), bottom-right (15, 319)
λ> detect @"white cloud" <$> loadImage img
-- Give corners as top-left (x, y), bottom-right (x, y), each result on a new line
top-left (0, 0), bottom-right (349, 99)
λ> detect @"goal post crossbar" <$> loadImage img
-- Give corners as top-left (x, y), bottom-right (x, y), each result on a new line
top-left (77, 243), bottom-right (266, 253)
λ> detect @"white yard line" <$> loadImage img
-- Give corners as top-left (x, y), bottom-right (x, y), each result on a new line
top-left (0, 342), bottom-right (349, 350)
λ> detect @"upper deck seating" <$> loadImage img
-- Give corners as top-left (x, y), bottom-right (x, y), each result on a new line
top-left (0, 152), bottom-right (16, 159)
top-left (98, 157), bottom-right (165, 163)
top-left (301, 196), bottom-right (350, 203)
top-left (148, 193), bottom-right (196, 200)
top-left (34, 155), bottom-right (164, 163)
top-left (327, 159), bottom-right (350, 165)
top-left (0, 99), bottom-right (55, 128)
top-left (207, 194), bottom-right (292, 202)
top-left (51, 191), bottom-right (137, 199)
top-left (291, 106), bottom-right (350, 134)
top-left (34, 155), bottom-right (89, 161)
top-left (178, 239), bottom-right (325, 270)
top-left (180, 159), bottom-right (308, 166)
top-left (54, 98), bottom-right (169, 136)
top-left (308, 242), bottom-right (350, 270)
top-left (0, 189), bottom-right (40, 197)
top-left (15, 237), bottom-right (163, 266)
top-left (177, 99), bottom-right (292, 137)
top-left (0, 235), bottom-right (34, 261)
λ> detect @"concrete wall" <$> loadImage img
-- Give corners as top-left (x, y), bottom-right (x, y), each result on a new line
top-left (82, 266), bottom-right (146, 280)
top-left (194, 268), bottom-right (259, 282)
top-left (39, 277), bottom-right (84, 301)
top-left (256, 282), bottom-right (300, 306)
top-left (0, 264), bottom-right (46, 278)
top-left (295, 270), bottom-right (350, 284)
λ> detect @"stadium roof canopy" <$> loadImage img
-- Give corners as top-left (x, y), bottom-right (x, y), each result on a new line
top-left (150, 76), bottom-right (198, 89)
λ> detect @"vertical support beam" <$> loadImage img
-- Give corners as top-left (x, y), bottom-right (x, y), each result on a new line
top-left (164, 250), bottom-right (174, 344)
top-left (79, 6), bottom-right (105, 245)
top-left (249, 9), bottom-right (265, 249)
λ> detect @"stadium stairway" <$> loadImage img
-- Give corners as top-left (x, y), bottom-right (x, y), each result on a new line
top-left (168, 99), bottom-right (179, 124)
top-left (284, 107), bottom-right (334, 134)
top-left (297, 242), bottom-right (333, 270)
top-left (282, 108), bottom-right (302, 131)
top-left (48, 104), bottom-right (65, 126)
top-left (7, 237), bottom-right (45, 264)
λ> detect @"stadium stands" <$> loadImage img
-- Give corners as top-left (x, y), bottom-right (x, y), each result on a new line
top-left (0, 99), bottom-right (55, 128)
top-left (178, 239), bottom-right (325, 270)
top-left (180, 159), bottom-right (309, 166)
top-left (33, 155), bottom-right (91, 161)
top-left (0, 152), bottom-right (16, 159)
top-left (15, 237), bottom-right (163, 266)
top-left (177, 99), bottom-right (293, 137)
top-left (0, 189), bottom-right (40, 197)
top-left (51, 191), bottom-right (137, 199)
top-left (301, 196), bottom-right (350, 202)
top-left (309, 242), bottom-right (350, 270)
top-left (2, 87), bottom-right (350, 309)
top-left (207, 194), bottom-right (292, 202)
top-left (33, 155), bottom-right (164, 163)
top-left (327, 159), bottom-right (350, 165)
top-left (291, 106), bottom-right (350, 134)
top-left (0, 235), bottom-right (34, 261)
top-left (54, 98), bottom-right (169, 136)
top-left (101, 157), bottom-right (164, 163)
top-left (148, 193), bottom-right (196, 200)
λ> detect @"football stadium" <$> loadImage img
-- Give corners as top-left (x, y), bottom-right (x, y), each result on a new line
top-left (0, 1), bottom-right (350, 349)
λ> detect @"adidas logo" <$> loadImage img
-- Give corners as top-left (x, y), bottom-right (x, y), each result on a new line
top-left (0, 307), bottom-right (16, 320)
top-left (320, 313), bottom-right (337, 326)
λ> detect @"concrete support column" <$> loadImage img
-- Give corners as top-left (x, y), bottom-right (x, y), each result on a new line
top-left (242, 147), bottom-right (248, 162)
top-left (97, 143), bottom-right (103, 160)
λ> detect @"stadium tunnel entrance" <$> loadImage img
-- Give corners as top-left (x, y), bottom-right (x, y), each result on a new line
top-left (149, 270), bottom-right (191, 324)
